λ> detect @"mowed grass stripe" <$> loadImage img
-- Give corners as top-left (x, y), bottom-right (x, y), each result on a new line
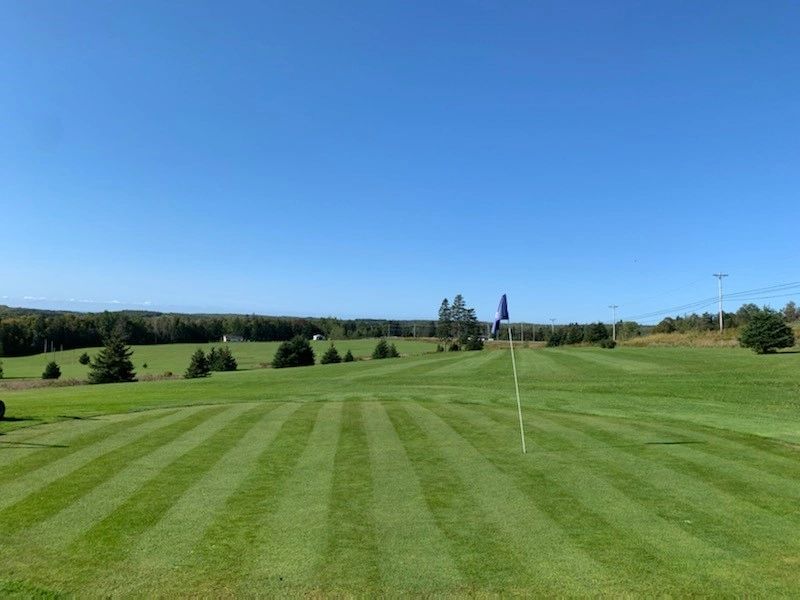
top-left (0, 406), bottom-right (212, 513)
top-left (543, 412), bottom-right (800, 565)
top-left (0, 405), bottom-right (226, 540)
top-left (383, 403), bottom-right (522, 591)
top-left (246, 401), bottom-right (342, 592)
top-left (316, 401), bottom-right (380, 592)
top-left (341, 353), bottom-right (464, 381)
top-left (444, 406), bottom-right (731, 593)
top-left (115, 401), bottom-right (304, 595)
top-left (0, 410), bottom-right (177, 481)
top-left (361, 401), bottom-right (461, 590)
top-left (70, 402), bottom-right (268, 579)
top-left (556, 414), bottom-right (800, 524)
top-left (403, 402), bottom-right (613, 595)
top-left (20, 403), bottom-right (262, 551)
top-left (423, 349), bottom-right (504, 376)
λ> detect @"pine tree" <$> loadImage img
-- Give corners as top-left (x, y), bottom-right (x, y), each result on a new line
top-left (343, 349), bottom-right (355, 362)
top-left (388, 343), bottom-right (400, 358)
top-left (42, 361), bottom-right (61, 380)
top-left (272, 336), bottom-right (315, 368)
top-left (320, 344), bottom-right (342, 364)
top-left (207, 347), bottom-right (219, 370)
top-left (437, 299), bottom-right (452, 345)
top-left (739, 309), bottom-right (795, 354)
top-left (450, 294), bottom-right (467, 341)
top-left (185, 348), bottom-right (211, 378)
top-left (217, 346), bottom-right (238, 371)
top-left (372, 339), bottom-right (390, 359)
top-left (78, 352), bottom-right (91, 365)
top-left (88, 337), bottom-right (136, 384)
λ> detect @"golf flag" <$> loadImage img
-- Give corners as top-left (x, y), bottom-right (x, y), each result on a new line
top-left (492, 293), bottom-right (527, 454)
top-left (492, 294), bottom-right (509, 336)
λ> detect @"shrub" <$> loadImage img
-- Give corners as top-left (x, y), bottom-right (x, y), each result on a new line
top-left (185, 348), bottom-right (211, 378)
top-left (162, 371), bottom-right (174, 377)
top-left (388, 343), bottom-right (400, 358)
top-left (0, 399), bottom-right (5, 419)
top-left (372, 339), bottom-right (390, 359)
top-left (585, 322), bottom-right (610, 343)
top-left (142, 362), bottom-right (148, 369)
top-left (321, 344), bottom-right (342, 364)
top-left (42, 361), bottom-right (61, 380)
top-left (448, 342), bottom-right (460, 352)
top-left (272, 336), bottom-right (315, 368)
top-left (343, 349), bottom-right (355, 362)
top-left (209, 346), bottom-right (237, 371)
top-left (78, 352), bottom-right (91, 365)
top-left (436, 344), bottom-right (444, 352)
top-left (88, 336), bottom-right (136, 384)
top-left (464, 337), bottom-right (484, 351)
top-left (0, 360), bottom-right (3, 379)
top-left (739, 309), bottom-right (795, 354)
top-left (599, 339), bottom-right (616, 349)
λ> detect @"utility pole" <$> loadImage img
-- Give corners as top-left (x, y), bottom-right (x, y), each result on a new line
top-left (549, 318), bottom-right (556, 333)
top-left (713, 273), bottom-right (729, 332)
top-left (609, 305), bottom-right (619, 342)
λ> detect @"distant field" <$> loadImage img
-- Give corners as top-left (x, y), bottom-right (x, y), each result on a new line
top-left (1, 346), bottom-right (799, 597)
top-left (0, 338), bottom-right (436, 381)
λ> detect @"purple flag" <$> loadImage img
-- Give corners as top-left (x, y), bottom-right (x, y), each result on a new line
top-left (491, 294), bottom-right (509, 336)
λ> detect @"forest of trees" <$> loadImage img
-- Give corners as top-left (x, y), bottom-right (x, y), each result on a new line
top-left (0, 306), bottom-right (436, 357)
top-left (652, 301), bottom-right (799, 334)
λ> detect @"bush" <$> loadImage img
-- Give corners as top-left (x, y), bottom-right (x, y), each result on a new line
top-left (448, 342), bottom-right (460, 352)
top-left (185, 348), bottom-right (211, 378)
top-left (88, 336), bottom-right (136, 384)
top-left (78, 352), bottom-right (91, 365)
top-left (0, 399), bottom-right (5, 419)
top-left (272, 336), bottom-right (315, 368)
top-left (209, 346), bottom-right (237, 371)
top-left (388, 343), bottom-right (400, 358)
top-left (0, 360), bottom-right (3, 379)
top-left (585, 322), bottom-right (610, 343)
top-left (599, 339), bottom-right (616, 349)
top-left (42, 361), bottom-right (61, 380)
top-left (436, 344), bottom-right (444, 352)
top-left (739, 309), bottom-right (795, 354)
top-left (142, 362), bottom-right (148, 369)
top-left (343, 349), bottom-right (354, 362)
top-left (464, 337), bottom-right (484, 351)
top-left (320, 344), bottom-right (342, 364)
top-left (372, 339), bottom-right (390, 359)
top-left (546, 330), bottom-right (564, 347)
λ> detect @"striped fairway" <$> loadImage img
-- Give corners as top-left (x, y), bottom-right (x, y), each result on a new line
top-left (0, 347), bottom-right (799, 597)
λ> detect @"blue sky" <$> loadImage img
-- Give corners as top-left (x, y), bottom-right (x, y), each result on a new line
top-left (2, 1), bottom-right (799, 324)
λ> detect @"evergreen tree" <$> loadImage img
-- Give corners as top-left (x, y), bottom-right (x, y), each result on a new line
top-left (0, 360), bottom-right (3, 379)
top-left (216, 346), bottom-right (238, 371)
top-left (343, 349), bottom-right (354, 362)
top-left (436, 299), bottom-right (452, 345)
top-left (585, 322), bottom-right (610, 343)
top-left (88, 337), bottom-right (136, 384)
top-left (372, 339), bottom-right (390, 359)
top-left (185, 348), bottom-right (211, 378)
top-left (207, 347), bottom-right (219, 370)
top-left (272, 336), bottom-right (315, 368)
top-left (739, 309), bottom-right (795, 354)
top-left (320, 344), bottom-right (342, 364)
top-left (388, 343), bottom-right (400, 358)
top-left (42, 361), bottom-right (61, 380)
top-left (78, 352), bottom-right (91, 365)
top-left (450, 294), bottom-right (467, 341)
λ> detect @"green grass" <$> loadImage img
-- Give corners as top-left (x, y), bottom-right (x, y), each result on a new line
top-left (1, 346), bottom-right (799, 596)
top-left (0, 338), bottom-right (436, 380)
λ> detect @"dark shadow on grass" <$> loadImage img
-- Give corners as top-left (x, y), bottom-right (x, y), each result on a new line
top-left (643, 440), bottom-right (706, 446)
top-left (0, 416), bottom-right (33, 422)
top-left (56, 415), bottom-right (100, 420)
top-left (0, 440), bottom-right (68, 449)
top-left (524, 440), bottom-right (707, 455)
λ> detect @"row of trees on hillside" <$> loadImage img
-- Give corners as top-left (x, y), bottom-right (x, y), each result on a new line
top-left (0, 309), bottom-right (438, 358)
top-left (654, 301), bottom-right (799, 333)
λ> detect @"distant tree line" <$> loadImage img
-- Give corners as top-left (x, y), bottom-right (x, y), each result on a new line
top-left (653, 301), bottom-right (798, 333)
top-left (0, 307), bottom-right (438, 357)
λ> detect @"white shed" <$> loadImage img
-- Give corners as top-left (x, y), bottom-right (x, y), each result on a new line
top-left (222, 334), bottom-right (245, 343)
top-left (312, 334), bottom-right (326, 341)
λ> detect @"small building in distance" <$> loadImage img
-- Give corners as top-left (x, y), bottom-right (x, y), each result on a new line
top-left (312, 334), bottom-right (326, 341)
top-left (222, 334), bottom-right (245, 343)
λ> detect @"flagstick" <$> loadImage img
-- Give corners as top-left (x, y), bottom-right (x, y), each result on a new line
top-left (507, 325), bottom-right (527, 454)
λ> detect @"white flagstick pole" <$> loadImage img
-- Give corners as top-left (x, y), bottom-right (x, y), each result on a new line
top-left (507, 324), bottom-right (527, 454)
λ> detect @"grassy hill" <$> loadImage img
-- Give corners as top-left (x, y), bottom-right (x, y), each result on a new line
top-left (0, 338), bottom-right (436, 381)
top-left (0, 346), bottom-right (799, 596)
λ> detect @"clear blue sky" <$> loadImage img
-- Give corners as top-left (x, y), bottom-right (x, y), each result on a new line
top-left (2, 1), bottom-right (799, 324)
